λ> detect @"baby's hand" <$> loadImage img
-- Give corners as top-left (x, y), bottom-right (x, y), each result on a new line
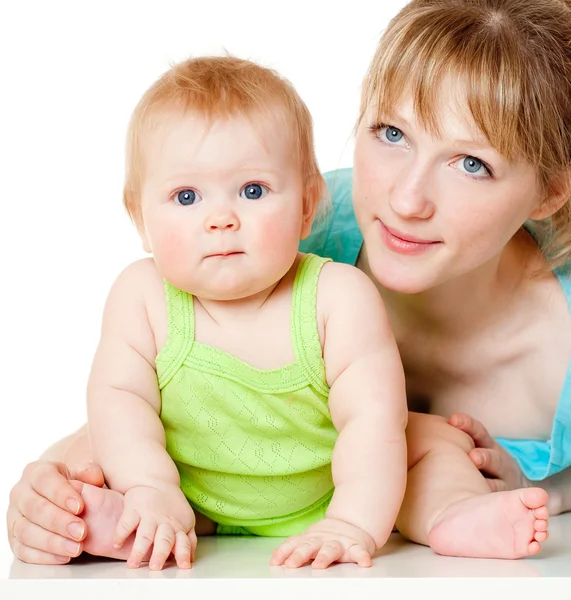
top-left (270, 518), bottom-right (376, 569)
top-left (113, 484), bottom-right (196, 570)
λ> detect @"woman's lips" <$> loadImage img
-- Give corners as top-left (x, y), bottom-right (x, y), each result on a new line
top-left (378, 220), bottom-right (441, 255)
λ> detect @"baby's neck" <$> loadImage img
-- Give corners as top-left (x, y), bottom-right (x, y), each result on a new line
top-left (195, 279), bottom-right (282, 326)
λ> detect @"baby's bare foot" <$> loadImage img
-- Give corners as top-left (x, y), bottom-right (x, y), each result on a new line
top-left (69, 481), bottom-right (147, 561)
top-left (428, 488), bottom-right (549, 559)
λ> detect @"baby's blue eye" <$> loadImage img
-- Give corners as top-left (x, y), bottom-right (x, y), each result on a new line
top-left (240, 183), bottom-right (268, 200)
top-left (463, 157), bottom-right (484, 174)
top-left (175, 189), bottom-right (200, 205)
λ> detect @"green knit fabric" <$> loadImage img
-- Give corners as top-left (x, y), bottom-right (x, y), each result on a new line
top-left (156, 254), bottom-right (337, 528)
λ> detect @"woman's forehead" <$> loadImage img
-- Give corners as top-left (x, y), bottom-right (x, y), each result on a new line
top-left (372, 78), bottom-right (490, 146)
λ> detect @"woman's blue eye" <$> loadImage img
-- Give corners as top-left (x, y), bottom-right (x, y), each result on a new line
top-left (175, 189), bottom-right (200, 205)
top-left (383, 126), bottom-right (404, 143)
top-left (240, 183), bottom-right (268, 200)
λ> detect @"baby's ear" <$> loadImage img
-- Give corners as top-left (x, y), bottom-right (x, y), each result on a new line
top-left (124, 190), bottom-right (151, 253)
top-left (135, 220), bottom-right (152, 253)
top-left (300, 174), bottom-right (327, 239)
top-left (131, 212), bottom-right (152, 253)
top-left (529, 169), bottom-right (571, 220)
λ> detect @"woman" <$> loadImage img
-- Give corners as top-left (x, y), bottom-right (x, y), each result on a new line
top-left (8, 0), bottom-right (571, 564)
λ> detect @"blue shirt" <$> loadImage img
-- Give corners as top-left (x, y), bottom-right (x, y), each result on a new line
top-left (301, 169), bottom-right (571, 481)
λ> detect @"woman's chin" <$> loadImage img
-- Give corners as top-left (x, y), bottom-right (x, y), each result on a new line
top-left (369, 263), bottom-right (441, 295)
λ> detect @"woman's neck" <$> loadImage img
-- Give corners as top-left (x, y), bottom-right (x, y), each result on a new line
top-left (357, 228), bottom-right (541, 339)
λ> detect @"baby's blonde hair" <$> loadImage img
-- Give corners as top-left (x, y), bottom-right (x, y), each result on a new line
top-left (124, 56), bottom-right (326, 226)
top-left (360, 0), bottom-right (571, 270)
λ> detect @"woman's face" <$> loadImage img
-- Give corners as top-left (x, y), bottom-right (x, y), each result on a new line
top-left (353, 86), bottom-right (546, 294)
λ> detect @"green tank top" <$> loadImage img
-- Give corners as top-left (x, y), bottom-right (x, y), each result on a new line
top-left (155, 254), bottom-right (337, 528)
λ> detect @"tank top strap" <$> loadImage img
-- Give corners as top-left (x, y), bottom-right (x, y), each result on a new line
top-left (155, 279), bottom-right (195, 390)
top-left (291, 253), bottom-right (331, 397)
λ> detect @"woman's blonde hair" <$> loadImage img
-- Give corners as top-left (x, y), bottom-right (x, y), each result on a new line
top-left (360, 0), bottom-right (571, 270)
top-left (124, 56), bottom-right (326, 226)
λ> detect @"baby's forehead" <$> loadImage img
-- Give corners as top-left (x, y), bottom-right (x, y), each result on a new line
top-left (146, 103), bottom-right (296, 146)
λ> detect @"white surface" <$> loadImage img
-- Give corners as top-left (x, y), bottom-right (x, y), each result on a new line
top-left (2, 514), bottom-right (571, 599)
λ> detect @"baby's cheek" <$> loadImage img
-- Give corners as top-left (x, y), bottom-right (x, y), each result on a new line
top-left (152, 232), bottom-right (193, 279)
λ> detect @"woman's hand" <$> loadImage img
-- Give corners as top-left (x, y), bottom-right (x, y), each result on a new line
top-left (7, 460), bottom-right (105, 564)
top-left (449, 413), bottom-right (532, 492)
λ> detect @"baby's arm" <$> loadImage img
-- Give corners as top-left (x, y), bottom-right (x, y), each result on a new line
top-left (272, 263), bottom-right (407, 568)
top-left (87, 259), bottom-right (194, 570)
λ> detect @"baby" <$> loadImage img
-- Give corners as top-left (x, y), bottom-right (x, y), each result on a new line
top-left (83, 55), bottom-right (549, 571)
top-left (86, 55), bottom-right (409, 570)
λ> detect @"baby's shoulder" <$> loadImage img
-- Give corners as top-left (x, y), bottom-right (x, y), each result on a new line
top-left (111, 258), bottom-right (163, 296)
top-left (318, 260), bottom-right (381, 302)
top-left (314, 259), bottom-right (387, 328)
top-left (104, 258), bottom-right (165, 322)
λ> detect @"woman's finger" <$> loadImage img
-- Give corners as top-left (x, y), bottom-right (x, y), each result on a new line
top-left (17, 485), bottom-right (86, 543)
top-left (11, 511), bottom-right (83, 558)
top-left (485, 477), bottom-right (507, 493)
top-left (468, 447), bottom-right (504, 478)
top-left (449, 413), bottom-right (496, 449)
top-left (22, 462), bottom-right (85, 516)
top-left (10, 536), bottom-right (72, 565)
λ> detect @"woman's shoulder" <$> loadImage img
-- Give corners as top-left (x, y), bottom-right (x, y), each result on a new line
top-left (299, 168), bottom-right (363, 265)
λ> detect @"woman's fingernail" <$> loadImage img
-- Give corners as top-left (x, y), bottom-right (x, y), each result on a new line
top-left (64, 540), bottom-right (81, 556)
top-left (474, 453), bottom-right (484, 466)
top-left (55, 555), bottom-right (71, 563)
top-left (68, 522), bottom-right (85, 541)
top-left (65, 498), bottom-right (80, 515)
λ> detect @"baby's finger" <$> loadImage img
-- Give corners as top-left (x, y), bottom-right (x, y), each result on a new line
top-left (113, 508), bottom-right (140, 549)
top-left (172, 530), bottom-right (192, 569)
top-left (347, 544), bottom-right (373, 568)
top-left (311, 541), bottom-right (344, 569)
top-left (188, 529), bottom-right (198, 564)
top-left (269, 538), bottom-right (298, 566)
top-left (284, 540), bottom-right (320, 569)
top-left (149, 524), bottom-right (176, 571)
top-left (128, 520), bottom-right (156, 568)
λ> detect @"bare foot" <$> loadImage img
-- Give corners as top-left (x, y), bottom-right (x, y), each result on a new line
top-left (428, 488), bottom-right (549, 559)
top-left (69, 481), bottom-right (146, 561)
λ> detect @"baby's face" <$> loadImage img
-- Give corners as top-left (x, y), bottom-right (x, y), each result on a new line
top-left (138, 109), bottom-right (308, 301)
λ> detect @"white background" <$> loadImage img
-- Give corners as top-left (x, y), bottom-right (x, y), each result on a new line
top-left (0, 0), bottom-right (408, 543)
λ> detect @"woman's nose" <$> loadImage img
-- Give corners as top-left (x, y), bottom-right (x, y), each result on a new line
top-left (388, 161), bottom-right (435, 220)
